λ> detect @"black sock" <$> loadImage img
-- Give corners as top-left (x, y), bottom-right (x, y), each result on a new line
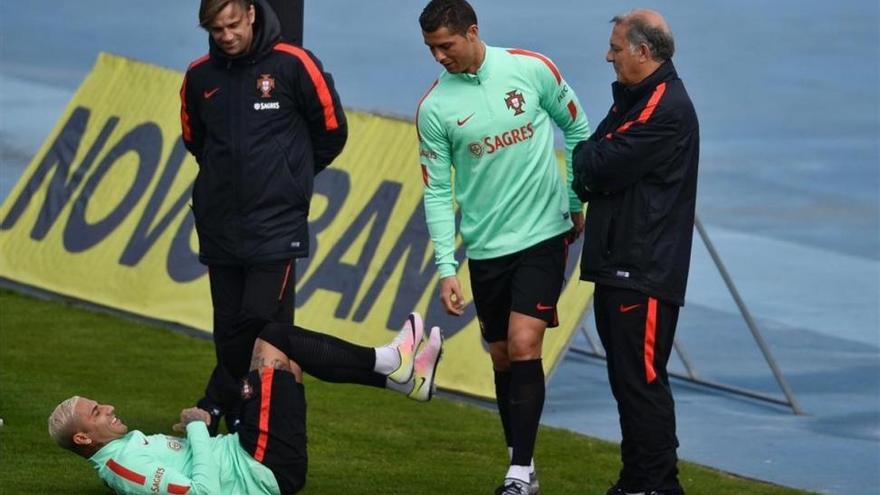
top-left (494, 369), bottom-right (513, 448)
top-left (259, 323), bottom-right (385, 387)
top-left (509, 359), bottom-right (544, 466)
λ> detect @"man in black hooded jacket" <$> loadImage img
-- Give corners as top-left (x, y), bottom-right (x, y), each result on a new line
top-left (572, 9), bottom-right (698, 495)
top-left (179, 0), bottom-right (347, 434)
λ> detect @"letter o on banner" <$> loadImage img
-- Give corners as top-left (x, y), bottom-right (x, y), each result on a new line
top-left (63, 123), bottom-right (161, 253)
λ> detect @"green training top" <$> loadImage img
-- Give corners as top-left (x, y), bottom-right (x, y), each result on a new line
top-left (88, 423), bottom-right (280, 495)
top-left (417, 44), bottom-right (591, 278)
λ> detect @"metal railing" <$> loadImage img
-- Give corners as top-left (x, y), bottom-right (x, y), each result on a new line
top-left (569, 214), bottom-right (805, 415)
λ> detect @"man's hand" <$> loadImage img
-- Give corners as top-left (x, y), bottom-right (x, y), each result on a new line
top-left (439, 276), bottom-right (465, 316)
top-left (173, 407), bottom-right (212, 433)
top-left (568, 211), bottom-right (585, 242)
top-left (572, 172), bottom-right (591, 202)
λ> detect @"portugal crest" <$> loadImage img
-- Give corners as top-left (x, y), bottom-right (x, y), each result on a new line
top-left (504, 89), bottom-right (526, 115)
top-left (241, 378), bottom-right (254, 400)
top-left (257, 74), bottom-right (275, 98)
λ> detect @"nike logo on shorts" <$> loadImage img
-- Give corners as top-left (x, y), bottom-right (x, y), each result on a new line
top-left (619, 304), bottom-right (641, 313)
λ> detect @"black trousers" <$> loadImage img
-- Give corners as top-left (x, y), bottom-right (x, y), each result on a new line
top-left (203, 261), bottom-right (296, 419)
top-left (239, 368), bottom-right (307, 495)
top-left (593, 284), bottom-right (682, 493)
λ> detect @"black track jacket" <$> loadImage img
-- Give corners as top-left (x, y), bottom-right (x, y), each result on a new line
top-left (180, 0), bottom-right (347, 265)
top-left (573, 60), bottom-right (699, 306)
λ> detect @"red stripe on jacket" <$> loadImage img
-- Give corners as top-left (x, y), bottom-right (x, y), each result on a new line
top-left (273, 43), bottom-right (339, 131)
top-left (180, 54), bottom-right (210, 144)
top-left (106, 459), bottom-right (146, 485)
top-left (168, 483), bottom-right (191, 494)
top-left (567, 100), bottom-right (578, 120)
top-left (415, 79), bottom-right (439, 143)
top-left (507, 48), bottom-right (562, 84)
top-left (611, 82), bottom-right (668, 137)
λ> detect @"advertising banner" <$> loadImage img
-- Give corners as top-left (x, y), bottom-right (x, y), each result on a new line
top-left (0, 53), bottom-right (593, 398)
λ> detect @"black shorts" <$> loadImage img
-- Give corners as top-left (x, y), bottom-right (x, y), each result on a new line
top-left (468, 233), bottom-right (568, 343)
top-left (238, 368), bottom-right (307, 494)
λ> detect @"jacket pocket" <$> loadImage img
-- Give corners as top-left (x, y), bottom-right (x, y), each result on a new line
top-left (604, 215), bottom-right (616, 256)
top-left (271, 135), bottom-right (307, 207)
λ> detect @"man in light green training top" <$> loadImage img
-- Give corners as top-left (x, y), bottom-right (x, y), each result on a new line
top-left (416, 1), bottom-right (590, 493)
top-left (48, 314), bottom-right (443, 495)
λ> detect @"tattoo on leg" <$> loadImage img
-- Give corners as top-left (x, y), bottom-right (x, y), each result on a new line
top-left (250, 355), bottom-right (291, 372)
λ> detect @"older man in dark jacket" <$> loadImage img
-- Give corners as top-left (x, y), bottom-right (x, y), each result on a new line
top-left (572, 9), bottom-right (698, 495)
top-left (180, 0), bottom-right (347, 434)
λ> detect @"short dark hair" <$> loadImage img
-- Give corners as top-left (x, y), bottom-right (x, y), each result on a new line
top-left (419, 0), bottom-right (478, 36)
top-left (199, 0), bottom-right (254, 28)
top-left (611, 14), bottom-right (675, 62)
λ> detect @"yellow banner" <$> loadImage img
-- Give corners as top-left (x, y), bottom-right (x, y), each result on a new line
top-left (0, 53), bottom-right (592, 398)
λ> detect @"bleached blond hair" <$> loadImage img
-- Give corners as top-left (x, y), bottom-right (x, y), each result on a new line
top-left (48, 396), bottom-right (82, 451)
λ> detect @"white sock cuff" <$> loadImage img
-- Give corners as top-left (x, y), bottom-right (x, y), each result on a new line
top-left (505, 465), bottom-right (531, 484)
top-left (374, 346), bottom-right (400, 375)
top-left (506, 448), bottom-right (535, 473)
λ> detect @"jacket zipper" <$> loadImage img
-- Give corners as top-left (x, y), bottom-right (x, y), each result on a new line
top-left (230, 61), bottom-right (245, 261)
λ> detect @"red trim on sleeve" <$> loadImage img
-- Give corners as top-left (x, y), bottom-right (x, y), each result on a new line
top-left (106, 459), bottom-right (146, 485)
top-left (179, 76), bottom-right (192, 143)
top-left (567, 100), bottom-right (578, 120)
top-left (415, 79), bottom-right (439, 142)
top-left (644, 297), bottom-right (658, 383)
top-left (421, 164), bottom-right (429, 186)
top-left (507, 48), bottom-right (562, 84)
top-left (277, 260), bottom-right (293, 301)
top-left (187, 54), bottom-right (210, 71)
top-left (253, 367), bottom-right (275, 462)
top-left (611, 82), bottom-right (668, 138)
top-left (273, 43), bottom-right (339, 131)
top-left (168, 483), bottom-right (191, 494)
top-left (637, 82), bottom-right (667, 123)
top-left (179, 55), bottom-right (209, 144)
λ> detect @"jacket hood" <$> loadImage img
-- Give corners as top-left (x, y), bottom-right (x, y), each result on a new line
top-left (208, 0), bottom-right (281, 63)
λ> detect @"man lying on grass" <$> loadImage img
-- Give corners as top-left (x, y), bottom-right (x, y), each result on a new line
top-left (48, 314), bottom-right (443, 495)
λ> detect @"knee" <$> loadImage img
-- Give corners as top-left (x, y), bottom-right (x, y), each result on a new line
top-left (489, 342), bottom-right (511, 371)
top-left (288, 477), bottom-right (306, 494)
top-left (507, 328), bottom-right (544, 360)
top-left (257, 323), bottom-right (288, 351)
top-left (506, 314), bottom-right (546, 360)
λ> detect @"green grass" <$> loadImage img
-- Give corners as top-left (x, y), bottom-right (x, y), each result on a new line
top-left (0, 289), bottom-right (815, 495)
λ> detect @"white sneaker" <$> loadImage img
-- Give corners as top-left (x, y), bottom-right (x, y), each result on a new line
top-left (407, 326), bottom-right (443, 402)
top-left (529, 471), bottom-right (541, 495)
top-left (495, 478), bottom-right (530, 495)
top-left (387, 313), bottom-right (424, 384)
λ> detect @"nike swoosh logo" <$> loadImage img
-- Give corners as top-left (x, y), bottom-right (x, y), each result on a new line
top-left (536, 303), bottom-right (554, 311)
top-left (619, 304), bottom-right (641, 313)
top-left (143, 439), bottom-right (149, 445)
top-left (203, 87), bottom-right (220, 99)
top-left (412, 377), bottom-right (426, 395)
top-left (457, 113), bottom-right (475, 126)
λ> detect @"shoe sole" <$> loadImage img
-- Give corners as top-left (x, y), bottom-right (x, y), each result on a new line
top-left (424, 346), bottom-right (443, 401)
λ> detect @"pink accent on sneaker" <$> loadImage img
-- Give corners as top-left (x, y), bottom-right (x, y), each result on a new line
top-left (387, 312), bottom-right (424, 384)
top-left (408, 326), bottom-right (443, 402)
